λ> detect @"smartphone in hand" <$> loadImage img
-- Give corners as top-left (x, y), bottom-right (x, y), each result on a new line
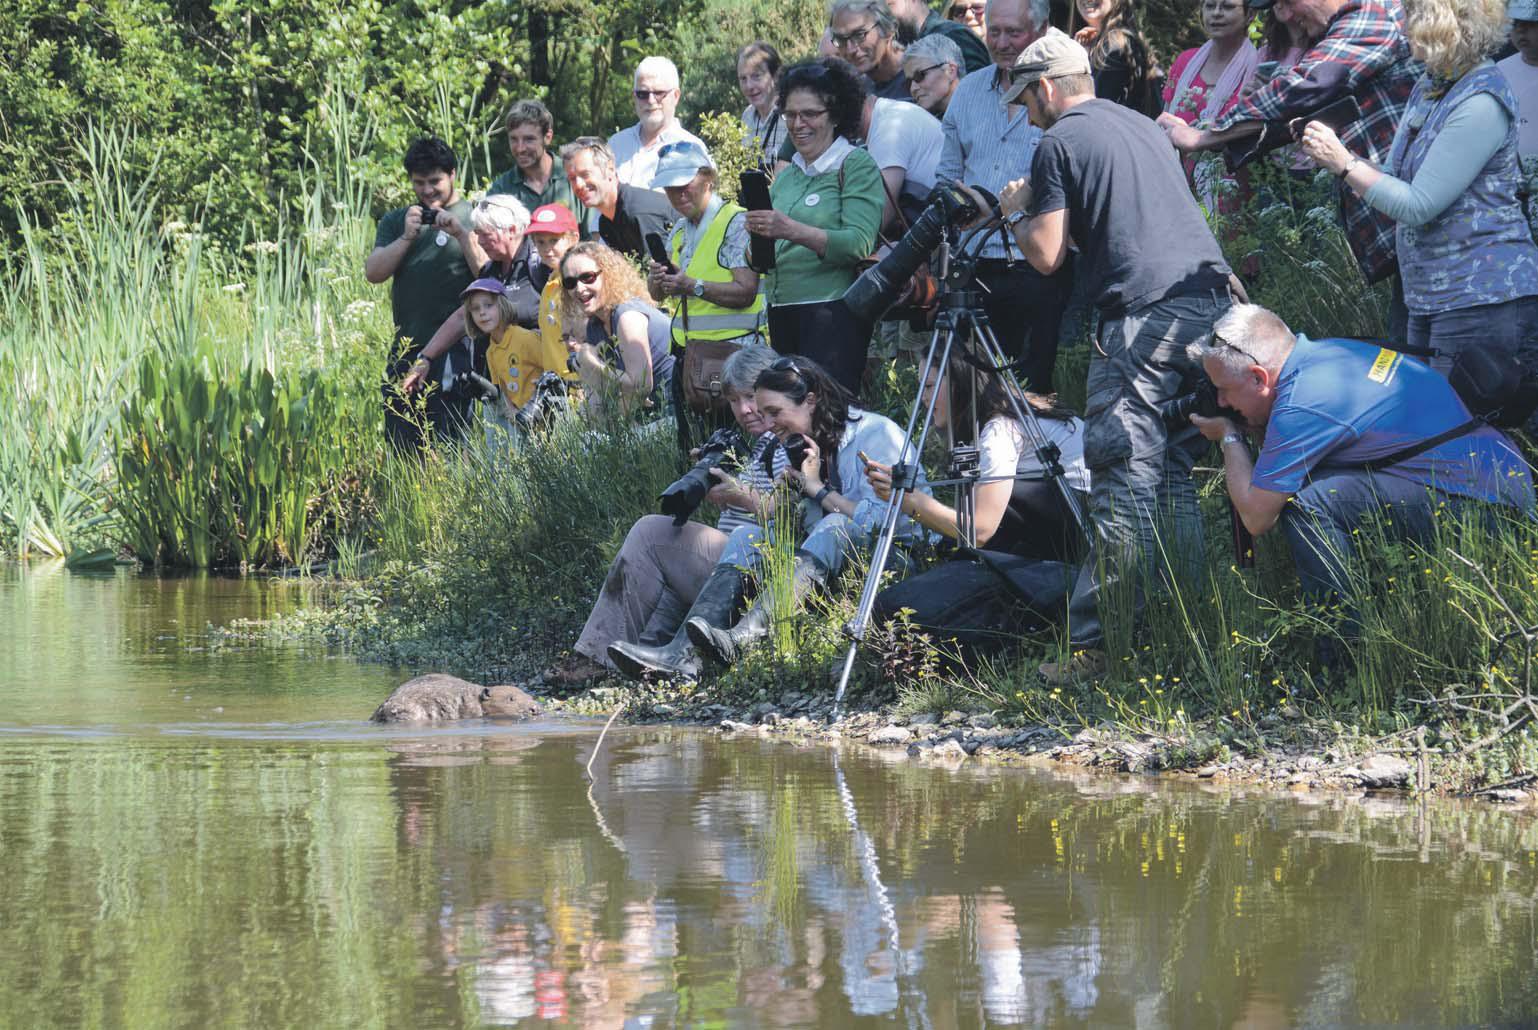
top-left (644, 232), bottom-right (678, 273)
top-left (740, 169), bottom-right (777, 271)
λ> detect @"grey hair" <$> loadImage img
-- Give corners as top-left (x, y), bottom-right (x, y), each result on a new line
top-left (1186, 303), bottom-right (1296, 375)
top-left (558, 136), bottom-right (616, 177)
top-left (829, 0), bottom-right (898, 38)
top-left (634, 55), bottom-right (681, 89)
top-left (722, 345), bottom-right (779, 396)
top-left (987, 0), bottom-right (1050, 31)
top-left (903, 33), bottom-right (963, 70)
top-left (470, 193), bottom-right (531, 234)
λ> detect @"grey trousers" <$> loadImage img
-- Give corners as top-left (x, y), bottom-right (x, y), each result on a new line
top-left (574, 515), bottom-right (729, 667)
top-left (1066, 289), bottom-right (1232, 649)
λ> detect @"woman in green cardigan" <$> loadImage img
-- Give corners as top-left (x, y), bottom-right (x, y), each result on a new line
top-left (744, 59), bottom-right (882, 396)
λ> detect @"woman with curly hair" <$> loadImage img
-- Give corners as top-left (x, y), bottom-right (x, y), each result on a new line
top-left (1299, 0), bottom-right (1538, 416)
top-left (560, 241), bottom-right (675, 416)
top-left (1071, 0), bottom-right (1158, 115)
top-left (742, 58), bottom-right (882, 397)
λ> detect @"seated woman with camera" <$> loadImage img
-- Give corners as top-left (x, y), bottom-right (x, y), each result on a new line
top-left (683, 355), bottom-right (929, 668)
top-left (549, 346), bottom-right (787, 686)
top-left (559, 242), bottom-right (675, 418)
top-left (865, 361), bottom-right (1090, 652)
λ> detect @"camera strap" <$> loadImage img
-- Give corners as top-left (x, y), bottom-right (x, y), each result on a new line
top-left (1347, 418), bottom-right (1483, 474)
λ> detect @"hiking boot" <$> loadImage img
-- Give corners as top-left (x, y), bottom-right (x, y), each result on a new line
top-left (1037, 648), bottom-right (1109, 686)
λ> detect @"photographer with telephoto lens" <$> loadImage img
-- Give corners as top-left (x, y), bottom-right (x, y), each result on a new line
top-left (1187, 304), bottom-right (1534, 668)
top-left (549, 347), bottom-right (787, 686)
top-left (685, 355), bottom-right (930, 669)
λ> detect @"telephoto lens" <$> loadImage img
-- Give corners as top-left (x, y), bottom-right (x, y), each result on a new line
top-left (658, 427), bottom-right (742, 526)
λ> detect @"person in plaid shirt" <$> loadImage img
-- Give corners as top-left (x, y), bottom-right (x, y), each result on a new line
top-left (1157, 0), bottom-right (1420, 290)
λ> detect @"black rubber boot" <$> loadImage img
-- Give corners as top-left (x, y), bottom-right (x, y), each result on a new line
top-left (606, 564), bottom-right (745, 681)
top-left (689, 553), bottom-right (826, 666)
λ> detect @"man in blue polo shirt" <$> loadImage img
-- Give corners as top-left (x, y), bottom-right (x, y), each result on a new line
top-left (1188, 303), bottom-right (1533, 639)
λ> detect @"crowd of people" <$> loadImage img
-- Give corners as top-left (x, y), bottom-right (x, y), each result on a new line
top-left (366, 0), bottom-right (1538, 688)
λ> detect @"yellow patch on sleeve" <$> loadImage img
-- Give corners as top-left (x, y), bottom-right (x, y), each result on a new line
top-left (1367, 348), bottom-right (1401, 385)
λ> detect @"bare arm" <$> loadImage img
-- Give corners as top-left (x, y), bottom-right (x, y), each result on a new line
top-left (366, 206), bottom-right (427, 283)
top-left (1191, 415), bottom-right (1291, 536)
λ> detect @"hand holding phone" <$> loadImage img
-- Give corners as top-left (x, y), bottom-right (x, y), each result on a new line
top-left (740, 169), bottom-right (777, 271)
top-left (644, 232), bottom-right (678, 273)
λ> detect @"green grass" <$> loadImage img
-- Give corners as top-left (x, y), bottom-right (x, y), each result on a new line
top-left (6, 117), bottom-right (1535, 784)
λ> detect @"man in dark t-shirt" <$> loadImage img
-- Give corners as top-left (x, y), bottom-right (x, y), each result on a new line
top-left (365, 137), bottom-right (486, 451)
top-left (996, 34), bottom-right (1234, 681)
top-left (560, 137), bottom-right (675, 259)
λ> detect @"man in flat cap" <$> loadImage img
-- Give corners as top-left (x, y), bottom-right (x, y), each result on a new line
top-left (996, 33), bottom-right (1235, 683)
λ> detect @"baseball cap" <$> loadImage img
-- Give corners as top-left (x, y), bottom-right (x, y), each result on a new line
top-left (527, 203), bottom-right (580, 237)
top-left (1512, 0), bottom-right (1538, 20)
top-left (460, 277), bottom-right (510, 299)
top-left (650, 140), bottom-right (715, 189)
top-left (1001, 29), bottom-right (1091, 104)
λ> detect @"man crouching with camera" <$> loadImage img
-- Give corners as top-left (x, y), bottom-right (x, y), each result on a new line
top-left (1188, 304), bottom-right (1535, 664)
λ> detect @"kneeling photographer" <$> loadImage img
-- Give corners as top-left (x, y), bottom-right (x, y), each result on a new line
top-left (552, 346), bottom-right (787, 686)
top-left (864, 359), bottom-right (1090, 652)
top-left (685, 356), bottom-right (930, 669)
top-left (1188, 304), bottom-right (1536, 662)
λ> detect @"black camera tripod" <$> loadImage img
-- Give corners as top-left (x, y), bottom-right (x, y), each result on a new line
top-left (831, 225), bottom-right (1092, 715)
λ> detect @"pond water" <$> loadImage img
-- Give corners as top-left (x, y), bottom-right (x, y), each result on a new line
top-left (2, 564), bottom-right (1537, 1028)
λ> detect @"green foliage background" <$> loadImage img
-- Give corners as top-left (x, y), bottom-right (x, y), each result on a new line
top-left (3, 0), bottom-right (1201, 247)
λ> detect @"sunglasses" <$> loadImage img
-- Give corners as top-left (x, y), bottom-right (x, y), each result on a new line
top-left (909, 62), bottom-right (948, 85)
top-left (770, 356), bottom-right (804, 377)
top-left (562, 269), bottom-right (602, 290)
top-left (948, 2), bottom-right (985, 15)
top-left (634, 88), bottom-right (673, 101)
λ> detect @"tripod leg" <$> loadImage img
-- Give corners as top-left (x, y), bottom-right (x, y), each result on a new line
top-left (832, 319), bottom-right (961, 716)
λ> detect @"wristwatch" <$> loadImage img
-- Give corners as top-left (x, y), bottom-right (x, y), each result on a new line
top-left (811, 484), bottom-right (833, 507)
top-left (690, 279), bottom-right (706, 298)
top-left (1220, 432), bottom-right (1244, 448)
top-left (1003, 209), bottom-right (1028, 229)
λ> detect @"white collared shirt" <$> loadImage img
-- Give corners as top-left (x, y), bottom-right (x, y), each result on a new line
top-left (791, 135), bottom-right (856, 177)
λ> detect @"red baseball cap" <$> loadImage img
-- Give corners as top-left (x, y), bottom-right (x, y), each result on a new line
top-left (528, 203), bottom-right (579, 237)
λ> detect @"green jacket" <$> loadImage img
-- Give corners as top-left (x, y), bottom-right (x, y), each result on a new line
top-left (766, 143), bottom-right (882, 307)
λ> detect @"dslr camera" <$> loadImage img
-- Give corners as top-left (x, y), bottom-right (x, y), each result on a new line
top-left (659, 427), bottom-right (749, 526)
top-left (419, 204), bottom-right (439, 228)
top-left (1158, 377), bottom-right (1244, 430)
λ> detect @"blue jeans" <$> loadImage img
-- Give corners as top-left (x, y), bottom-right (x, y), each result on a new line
top-left (1066, 289), bottom-right (1232, 648)
top-left (1281, 470), bottom-right (1471, 637)
top-left (716, 512), bottom-right (867, 578)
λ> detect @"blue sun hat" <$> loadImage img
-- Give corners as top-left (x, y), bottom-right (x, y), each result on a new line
top-left (651, 140), bottom-right (716, 189)
top-left (460, 277), bottom-right (509, 299)
top-left (1512, 0), bottom-right (1538, 21)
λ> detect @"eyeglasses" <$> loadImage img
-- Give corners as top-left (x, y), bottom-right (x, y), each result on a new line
top-left (633, 88), bottom-right (674, 101)
top-left (830, 22), bottom-right (878, 50)
top-left (1210, 331), bottom-right (1258, 366)
top-left (909, 62), bottom-right (949, 85)
top-left (948, 2), bottom-right (985, 16)
top-left (561, 269), bottom-right (602, 290)
top-left (781, 108), bottom-right (829, 124)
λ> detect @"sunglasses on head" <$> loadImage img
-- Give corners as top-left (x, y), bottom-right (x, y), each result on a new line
top-left (562, 269), bottom-right (601, 290)
top-left (770, 356), bottom-right (804, 378)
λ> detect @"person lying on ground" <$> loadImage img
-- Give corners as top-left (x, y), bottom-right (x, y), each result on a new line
top-left (552, 346), bottom-right (787, 685)
top-left (684, 355), bottom-right (930, 669)
top-left (1188, 303), bottom-right (1536, 669)
top-left (865, 358), bottom-right (1090, 652)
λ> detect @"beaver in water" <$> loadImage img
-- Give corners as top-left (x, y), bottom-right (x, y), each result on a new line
top-left (370, 673), bottom-right (542, 724)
